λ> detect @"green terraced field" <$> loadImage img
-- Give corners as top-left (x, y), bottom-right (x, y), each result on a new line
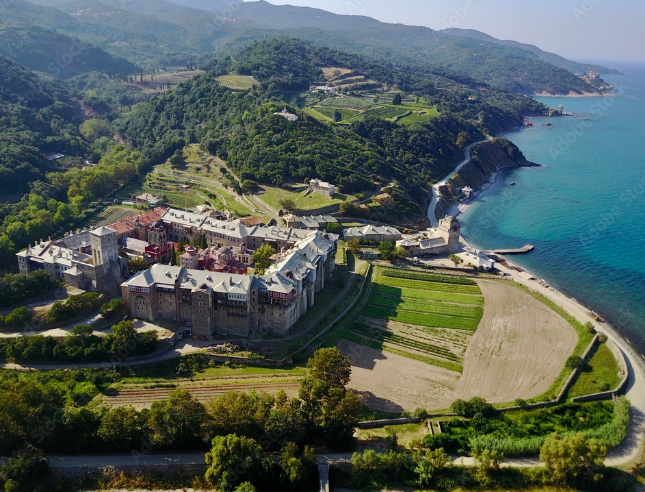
top-left (363, 307), bottom-right (480, 331)
top-left (381, 268), bottom-right (477, 285)
top-left (344, 267), bottom-right (484, 369)
top-left (378, 276), bottom-right (481, 295)
top-left (216, 75), bottom-right (260, 90)
top-left (368, 295), bottom-right (483, 320)
top-left (374, 284), bottom-right (483, 305)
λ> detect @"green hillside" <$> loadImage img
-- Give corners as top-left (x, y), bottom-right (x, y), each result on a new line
top-left (115, 40), bottom-right (545, 224)
top-left (0, 25), bottom-right (136, 78)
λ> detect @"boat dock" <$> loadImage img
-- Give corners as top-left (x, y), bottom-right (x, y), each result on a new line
top-left (491, 245), bottom-right (535, 255)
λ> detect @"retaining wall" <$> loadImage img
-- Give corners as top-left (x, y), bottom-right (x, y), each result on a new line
top-left (571, 340), bottom-right (630, 403)
top-left (356, 417), bottom-right (421, 429)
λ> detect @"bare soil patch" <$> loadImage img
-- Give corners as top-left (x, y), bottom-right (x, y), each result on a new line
top-left (337, 339), bottom-right (459, 412)
top-left (454, 280), bottom-right (577, 403)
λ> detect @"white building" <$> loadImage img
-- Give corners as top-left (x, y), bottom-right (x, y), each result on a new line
top-left (274, 108), bottom-right (299, 122)
top-left (457, 251), bottom-right (495, 272)
top-left (308, 179), bottom-right (336, 198)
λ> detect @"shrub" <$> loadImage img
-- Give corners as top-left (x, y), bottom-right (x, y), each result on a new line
top-left (412, 407), bottom-right (428, 418)
top-left (450, 397), bottom-right (494, 418)
top-left (0, 306), bottom-right (31, 328)
top-left (584, 321), bottom-right (596, 334)
top-left (565, 356), bottom-right (584, 370)
top-left (1, 449), bottom-right (50, 492)
top-left (48, 292), bottom-right (105, 323)
top-left (100, 299), bottom-right (125, 320)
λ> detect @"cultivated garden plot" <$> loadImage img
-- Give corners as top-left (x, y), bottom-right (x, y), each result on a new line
top-left (99, 381), bottom-right (301, 410)
top-left (98, 366), bottom-right (306, 409)
top-left (339, 268), bottom-right (602, 412)
top-left (347, 268), bottom-right (484, 373)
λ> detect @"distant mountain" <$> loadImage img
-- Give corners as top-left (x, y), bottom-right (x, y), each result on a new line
top-left (157, 0), bottom-right (242, 11)
top-left (443, 28), bottom-right (616, 75)
top-left (10, 0), bottom-right (603, 95)
top-left (223, 1), bottom-right (600, 95)
top-left (0, 25), bottom-right (136, 78)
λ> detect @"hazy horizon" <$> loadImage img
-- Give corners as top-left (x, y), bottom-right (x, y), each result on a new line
top-left (247, 0), bottom-right (645, 63)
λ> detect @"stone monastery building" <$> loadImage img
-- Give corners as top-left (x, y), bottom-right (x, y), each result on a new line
top-left (121, 232), bottom-right (337, 337)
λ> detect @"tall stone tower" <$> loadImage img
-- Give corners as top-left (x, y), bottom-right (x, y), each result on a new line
top-left (90, 226), bottom-right (119, 266)
top-left (438, 216), bottom-right (461, 253)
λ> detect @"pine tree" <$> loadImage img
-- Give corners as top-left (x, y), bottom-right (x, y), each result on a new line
top-left (392, 93), bottom-right (402, 105)
top-left (201, 234), bottom-right (207, 250)
top-left (170, 245), bottom-right (177, 266)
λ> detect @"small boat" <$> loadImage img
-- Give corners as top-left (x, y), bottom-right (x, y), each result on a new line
top-left (509, 182), bottom-right (516, 186)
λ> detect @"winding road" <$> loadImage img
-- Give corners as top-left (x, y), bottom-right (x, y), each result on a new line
top-left (427, 139), bottom-right (488, 227)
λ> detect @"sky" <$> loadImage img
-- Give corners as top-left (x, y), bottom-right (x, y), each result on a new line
top-left (250, 0), bottom-right (645, 63)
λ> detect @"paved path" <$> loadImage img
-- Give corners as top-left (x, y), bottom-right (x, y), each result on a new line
top-left (427, 139), bottom-right (488, 227)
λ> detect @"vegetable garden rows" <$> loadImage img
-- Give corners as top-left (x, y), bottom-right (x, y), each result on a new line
top-left (348, 267), bottom-right (485, 370)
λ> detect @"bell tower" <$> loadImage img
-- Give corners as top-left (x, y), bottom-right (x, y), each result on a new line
top-left (90, 227), bottom-right (118, 266)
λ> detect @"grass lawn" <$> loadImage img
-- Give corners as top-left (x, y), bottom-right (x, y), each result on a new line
top-left (314, 107), bottom-right (361, 121)
top-left (216, 75), bottom-right (260, 90)
top-left (317, 95), bottom-right (377, 109)
top-left (259, 185), bottom-right (354, 211)
top-left (118, 355), bottom-right (306, 385)
top-left (567, 342), bottom-right (623, 398)
top-left (356, 422), bottom-right (429, 449)
top-left (303, 106), bottom-right (332, 122)
top-left (312, 98), bottom-right (439, 125)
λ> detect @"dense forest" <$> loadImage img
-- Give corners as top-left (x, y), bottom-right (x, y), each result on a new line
top-left (0, 25), bottom-right (136, 79)
top-left (116, 40), bottom-right (544, 201)
top-left (0, 54), bottom-right (80, 197)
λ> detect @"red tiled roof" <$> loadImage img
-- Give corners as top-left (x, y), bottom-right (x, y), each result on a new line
top-left (107, 207), bottom-right (166, 235)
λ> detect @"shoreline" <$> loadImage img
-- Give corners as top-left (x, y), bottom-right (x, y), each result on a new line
top-left (532, 91), bottom-right (611, 98)
top-left (448, 121), bottom-right (645, 465)
top-left (459, 235), bottom-right (645, 466)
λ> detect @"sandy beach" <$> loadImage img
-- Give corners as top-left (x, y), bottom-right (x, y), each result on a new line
top-left (429, 136), bottom-right (645, 467)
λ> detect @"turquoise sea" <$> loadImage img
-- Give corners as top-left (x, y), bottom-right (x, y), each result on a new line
top-left (460, 61), bottom-right (645, 353)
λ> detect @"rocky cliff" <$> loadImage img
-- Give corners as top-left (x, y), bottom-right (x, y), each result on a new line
top-left (435, 138), bottom-right (538, 219)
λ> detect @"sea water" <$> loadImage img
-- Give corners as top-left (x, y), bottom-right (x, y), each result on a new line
top-left (459, 61), bottom-right (645, 353)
